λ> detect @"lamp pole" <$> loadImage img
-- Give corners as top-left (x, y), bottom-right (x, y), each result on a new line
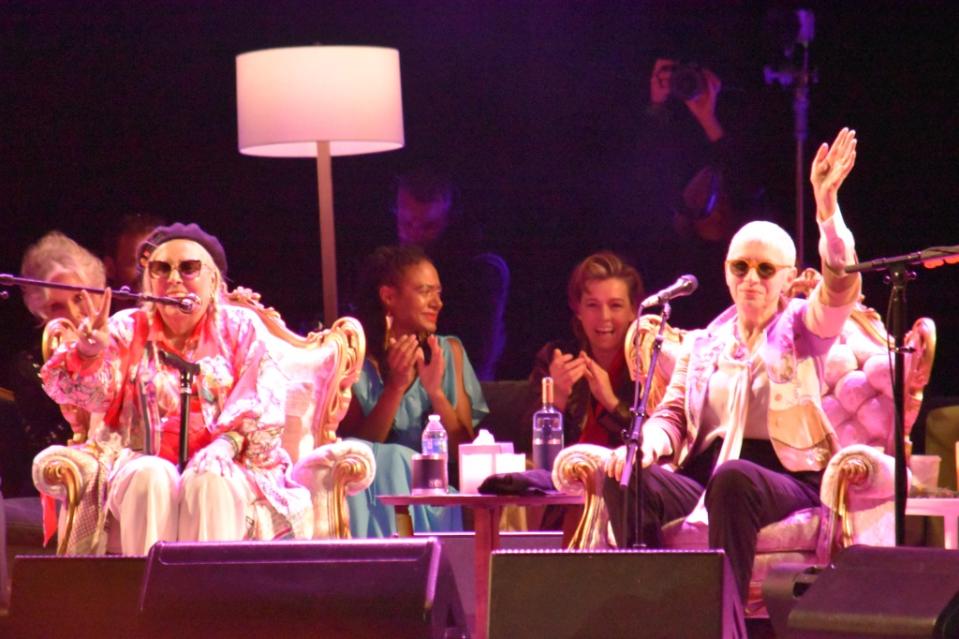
top-left (315, 141), bottom-right (337, 327)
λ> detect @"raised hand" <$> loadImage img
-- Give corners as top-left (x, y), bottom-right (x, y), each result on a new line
top-left (416, 334), bottom-right (445, 395)
top-left (650, 58), bottom-right (675, 105)
top-left (384, 334), bottom-right (420, 392)
top-left (684, 68), bottom-right (724, 141)
top-left (75, 288), bottom-right (112, 359)
top-left (810, 127), bottom-right (857, 221)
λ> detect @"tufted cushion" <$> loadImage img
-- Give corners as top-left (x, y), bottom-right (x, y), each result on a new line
top-left (662, 507), bottom-right (821, 554)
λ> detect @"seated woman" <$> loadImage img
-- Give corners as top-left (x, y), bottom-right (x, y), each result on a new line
top-left (36, 223), bottom-right (311, 554)
top-left (605, 127), bottom-right (860, 609)
top-left (526, 251), bottom-right (643, 449)
top-left (340, 245), bottom-right (488, 537)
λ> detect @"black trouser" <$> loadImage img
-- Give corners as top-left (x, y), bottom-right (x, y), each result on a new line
top-left (604, 439), bottom-right (822, 603)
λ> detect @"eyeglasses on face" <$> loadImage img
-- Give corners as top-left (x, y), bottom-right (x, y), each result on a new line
top-left (148, 259), bottom-right (205, 280)
top-left (726, 258), bottom-right (792, 280)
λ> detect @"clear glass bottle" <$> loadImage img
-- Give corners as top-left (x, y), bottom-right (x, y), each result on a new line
top-left (532, 377), bottom-right (564, 471)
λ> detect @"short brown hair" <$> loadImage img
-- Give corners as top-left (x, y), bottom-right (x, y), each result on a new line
top-left (567, 251), bottom-right (643, 342)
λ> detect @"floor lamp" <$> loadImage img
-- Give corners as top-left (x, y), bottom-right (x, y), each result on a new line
top-left (236, 46), bottom-right (404, 327)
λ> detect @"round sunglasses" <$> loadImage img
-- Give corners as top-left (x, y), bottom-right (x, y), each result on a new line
top-left (726, 258), bottom-right (793, 280)
top-left (148, 259), bottom-right (205, 280)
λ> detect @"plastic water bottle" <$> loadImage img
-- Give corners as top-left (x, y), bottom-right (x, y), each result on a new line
top-left (532, 377), bottom-right (564, 471)
top-left (417, 414), bottom-right (449, 493)
top-left (421, 414), bottom-right (449, 459)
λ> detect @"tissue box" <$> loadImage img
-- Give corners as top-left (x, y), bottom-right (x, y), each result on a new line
top-left (458, 442), bottom-right (525, 494)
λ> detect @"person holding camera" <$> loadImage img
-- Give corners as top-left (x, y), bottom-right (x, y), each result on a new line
top-left (649, 57), bottom-right (725, 143)
top-left (603, 53), bottom-right (761, 328)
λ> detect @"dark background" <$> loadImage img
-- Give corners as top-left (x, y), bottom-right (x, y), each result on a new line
top-left (2, 1), bottom-right (957, 396)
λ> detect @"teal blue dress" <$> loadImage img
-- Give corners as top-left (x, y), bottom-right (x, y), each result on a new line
top-left (346, 335), bottom-right (490, 537)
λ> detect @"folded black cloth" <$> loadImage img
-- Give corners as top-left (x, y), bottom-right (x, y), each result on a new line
top-left (477, 469), bottom-right (557, 496)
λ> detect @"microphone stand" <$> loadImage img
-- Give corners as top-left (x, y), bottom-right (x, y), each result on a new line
top-left (0, 273), bottom-right (197, 311)
top-left (157, 349), bottom-right (201, 473)
top-left (844, 243), bottom-right (959, 545)
top-left (620, 301), bottom-right (671, 548)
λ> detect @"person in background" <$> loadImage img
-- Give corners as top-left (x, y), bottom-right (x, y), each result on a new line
top-left (525, 251), bottom-right (644, 449)
top-left (340, 245), bottom-right (489, 537)
top-left (605, 128), bottom-right (860, 612)
top-left (392, 168), bottom-right (509, 380)
top-left (1, 232), bottom-right (106, 498)
top-left (605, 52), bottom-right (765, 327)
top-left (102, 213), bottom-right (165, 310)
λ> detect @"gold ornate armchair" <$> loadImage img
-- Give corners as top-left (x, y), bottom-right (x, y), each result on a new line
top-left (32, 289), bottom-right (374, 553)
top-left (554, 283), bottom-right (936, 610)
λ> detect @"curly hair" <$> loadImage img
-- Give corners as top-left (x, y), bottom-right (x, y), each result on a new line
top-left (566, 251), bottom-right (644, 345)
top-left (20, 231), bottom-right (106, 321)
top-left (355, 245), bottom-right (432, 362)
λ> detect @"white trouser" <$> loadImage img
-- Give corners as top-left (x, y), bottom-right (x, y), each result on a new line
top-left (107, 455), bottom-right (180, 555)
top-left (107, 454), bottom-right (255, 554)
top-left (178, 466), bottom-right (254, 542)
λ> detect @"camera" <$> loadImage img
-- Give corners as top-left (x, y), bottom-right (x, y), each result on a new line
top-left (668, 62), bottom-right (707, 101)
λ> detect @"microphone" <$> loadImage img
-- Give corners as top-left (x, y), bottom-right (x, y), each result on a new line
top-left (640, 275), bottom-right (698, 309)
top-left (177, 294), bottom-right (201, 313)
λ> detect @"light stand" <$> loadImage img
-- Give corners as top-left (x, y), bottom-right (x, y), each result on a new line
top-left (764, 9), bottom-right (816, 265)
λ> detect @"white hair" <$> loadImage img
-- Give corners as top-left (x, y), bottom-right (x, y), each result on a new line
top-left (727, 221), bottom-right (797, 266)
top-left (20, 231), bottom-right (106, 321)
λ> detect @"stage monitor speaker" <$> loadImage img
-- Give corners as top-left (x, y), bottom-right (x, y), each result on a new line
top-left (767, 545), bottom-right (959, 638)
top-left (138, 537), bottom-right (467, 639)
top-left (488, 548), bottom-right (743, 639)
top-left (9, 554), bottom-right (146, 639)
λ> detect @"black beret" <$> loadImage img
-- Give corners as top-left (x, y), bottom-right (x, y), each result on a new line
top-left (136, 222), bottom-right (228, 277)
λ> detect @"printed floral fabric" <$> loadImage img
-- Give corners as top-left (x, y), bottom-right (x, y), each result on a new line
top-left (39, 304), bottom-right (310, 542)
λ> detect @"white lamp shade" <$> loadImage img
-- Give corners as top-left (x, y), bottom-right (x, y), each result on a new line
top-left (236, 46), bottom-right (404, 157)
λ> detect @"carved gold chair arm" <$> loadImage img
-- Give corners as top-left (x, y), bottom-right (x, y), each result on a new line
top-left (821, 444), bottom-right (896, 555)
top-left (32, 445), bottom-right (97, 555)
top-left (834, 456), bottom-right (870, 550)
top-left (42, 460), bottom-right (81, 555)
top-left (553, 444), bottom-right (615, 550)
top-left (291, 440), bottom-right (375, 539)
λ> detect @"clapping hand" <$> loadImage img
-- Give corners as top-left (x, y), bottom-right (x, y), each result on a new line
top-left (384, 334), bottom-right (420, 392)
top-left (548, 348), bottom-right (586, 407)
top-left (581, 352), bottom-right (619, 412)
top-left (416, 335), bottom-right (445, 395)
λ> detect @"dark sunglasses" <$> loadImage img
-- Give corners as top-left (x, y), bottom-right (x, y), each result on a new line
top-left (148, 259), bottom-right (205, 280)
top-left (726, 258), bottom-right (792, 280)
